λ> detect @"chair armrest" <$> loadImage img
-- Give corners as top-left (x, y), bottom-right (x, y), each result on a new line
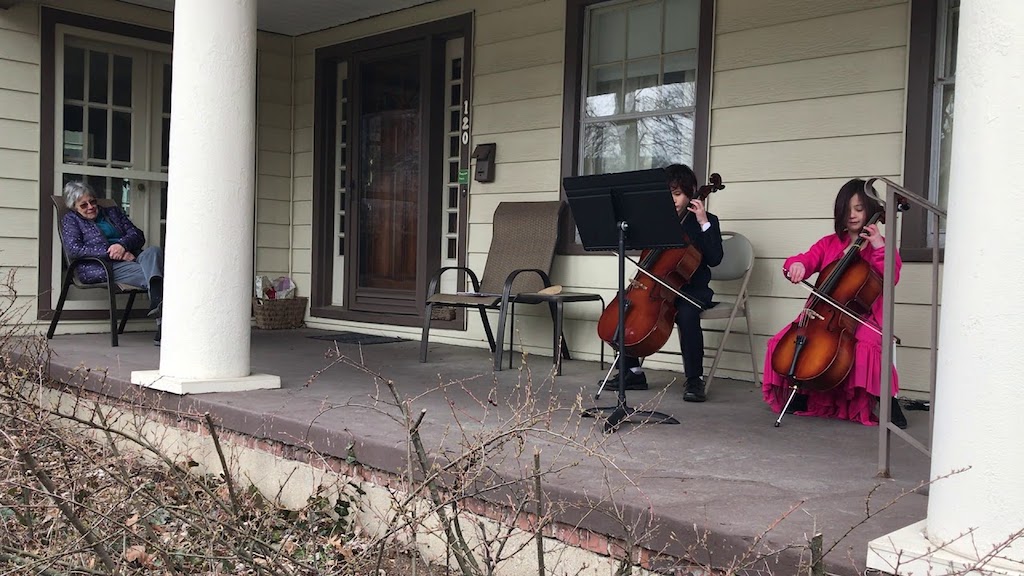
top-left (67, 256), bottom-right (115, 286)
top-left (425, 266), bottom-right (482, 298)
top-left (500, 268), bottom-right (553, 302)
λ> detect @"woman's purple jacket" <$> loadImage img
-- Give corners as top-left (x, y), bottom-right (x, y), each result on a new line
top-left (59, 206), bottom-right (146, 284)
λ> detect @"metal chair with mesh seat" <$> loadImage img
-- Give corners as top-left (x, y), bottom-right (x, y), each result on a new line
top-left (421, 200), bottom-right (602, 372)
top-left (46, 195), bottom-right (147, 347)
top-left (700, 231), bottom-right (760, 393)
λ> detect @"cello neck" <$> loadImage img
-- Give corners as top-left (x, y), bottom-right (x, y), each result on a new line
top-left (819, 210), bottom-right (884, 295)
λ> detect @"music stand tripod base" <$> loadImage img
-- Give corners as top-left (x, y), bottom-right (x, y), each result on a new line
top-left (583, 351), bottom-right (681, 433)
top-left (583, 404), bottom-right (680, 433)
top-left (585, 348), bottom-right (679, 428)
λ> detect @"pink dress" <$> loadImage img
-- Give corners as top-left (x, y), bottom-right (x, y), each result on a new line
top-left (762, 233), bottom-right (902, 426)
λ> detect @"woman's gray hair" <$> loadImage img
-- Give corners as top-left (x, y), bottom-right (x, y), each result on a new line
top-left (63, 180), bottom-right (95, 209)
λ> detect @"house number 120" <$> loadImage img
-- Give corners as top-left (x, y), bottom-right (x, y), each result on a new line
top-left (461, 100), bottom-right (470, 145)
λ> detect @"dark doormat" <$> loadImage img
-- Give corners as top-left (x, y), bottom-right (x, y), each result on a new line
top-left (307, 331), bottom-right (405, 346)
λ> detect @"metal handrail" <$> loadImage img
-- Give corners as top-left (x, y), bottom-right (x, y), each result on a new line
top-left (863, 177), bottom-right (947, 478)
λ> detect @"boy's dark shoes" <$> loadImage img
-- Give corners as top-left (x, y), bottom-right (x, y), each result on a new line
top-left (599, 371), bottom-right (648, 390)
top-left (683, 377), bottom-right (706, 402)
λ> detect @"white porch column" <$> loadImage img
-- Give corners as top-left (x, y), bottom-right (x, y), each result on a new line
top-left (867, 1), bottom-right (1024, 574)
top-left (131, 0), bottom-right (279, 394)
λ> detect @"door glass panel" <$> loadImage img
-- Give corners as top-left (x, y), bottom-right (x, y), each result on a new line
top-left (111, 111), bottom-right (131, 162)
top-left (112, 55), bottom-right (132, 107)
top-left (87, 107), bottom-right (108, 160)
top-left (63, 104), bottom-right (84, 162)
top-left (357, 53), bottom-right (420, 291)
top-left (88, 51), bottom-right (109, 103)
top-left (160, 181), bottom-right (168, 247)
top-left (162, 63), bottom-right (172, 114)
top-left (64, 45), bottom-right (85, 101)
top-left (161, 117), bottom-right (170, 168)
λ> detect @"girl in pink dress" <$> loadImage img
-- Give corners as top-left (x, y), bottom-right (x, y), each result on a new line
top-left (762, 179), bottom-right (907, 428)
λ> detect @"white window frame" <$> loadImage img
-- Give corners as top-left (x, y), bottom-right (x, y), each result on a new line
top-left (331, 61), bottom-right (349, 306)
top-left (577, 0), bottom-right (700, 176)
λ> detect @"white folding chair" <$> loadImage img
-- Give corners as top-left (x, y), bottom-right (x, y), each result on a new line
top-left (701, 231), bottom-right (760, 393)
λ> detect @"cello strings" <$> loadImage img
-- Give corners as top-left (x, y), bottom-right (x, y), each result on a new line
top-left (793, 280), bottom-right (900, 345)
top-left (619, 252), bottom-right (706, 311)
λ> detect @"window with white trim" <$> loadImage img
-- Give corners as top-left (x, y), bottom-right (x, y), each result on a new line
top-left (579, 0), bottom-right (700, 176)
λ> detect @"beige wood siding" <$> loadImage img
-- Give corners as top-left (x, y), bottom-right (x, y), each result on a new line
top-left (256, 32), bottom-right (294, 281)
top-left (0, 4), bottom-right (41, 322)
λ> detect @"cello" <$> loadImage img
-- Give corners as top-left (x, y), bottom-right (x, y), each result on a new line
top-left (596, 173), bottom-right (725, 358)
top-left (769, 208), bottom-right (891, 393)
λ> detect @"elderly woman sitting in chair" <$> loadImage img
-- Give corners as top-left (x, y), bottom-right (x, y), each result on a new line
top-left (61, 180), bottom-right (165, 345)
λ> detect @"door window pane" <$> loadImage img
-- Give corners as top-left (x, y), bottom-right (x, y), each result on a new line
top-left (160, 181), bottom-right (168, 247)
top-left (88, 107), bottom-right (108, 160)
top-left (112, 111), bottom-right (131, 162)
top-left (162, 63), bottom-right (172, 114)
top-left (161, 117), bottom-right (170, 168)
top-left (112, 55), bottom-right (132, 107)
top-left (63, 105), bottom-right (84, 162)
top-left (87, 175), bottom-right (109, 199)
top-left (88, 51), bottom-right (109, 103)
top-left (64, 45), bottom-right (85, 101)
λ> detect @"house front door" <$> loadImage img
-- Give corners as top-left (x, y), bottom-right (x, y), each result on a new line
top-left (347, 43), bottom-right (425, 315)
top-left (316, 16), bottom-right (471, 326)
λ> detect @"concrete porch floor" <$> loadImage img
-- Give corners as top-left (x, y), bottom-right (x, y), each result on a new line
top-left (40, 327), bottom-right (931, 575)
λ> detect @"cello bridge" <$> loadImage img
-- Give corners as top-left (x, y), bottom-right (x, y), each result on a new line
top-left (628, 279), bottom-right (647, 290)
top-left (800, 308), bottom-right (824, 321)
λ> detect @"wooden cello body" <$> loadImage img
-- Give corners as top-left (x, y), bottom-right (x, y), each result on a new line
top-left (596, 174), bottom-right (724, 358)
top-left (769, 212), bottom-right (885, 392)
top-left (596, 244), bottom-right (703, 358)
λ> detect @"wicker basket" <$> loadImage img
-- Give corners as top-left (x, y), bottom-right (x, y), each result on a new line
top-left (252, 296), bottom-right (308, 330)
top-left (430, 306), bottom-right (456, 321)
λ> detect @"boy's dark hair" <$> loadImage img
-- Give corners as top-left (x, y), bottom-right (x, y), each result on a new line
top-left (833, 178), bottom-right (883, 236)
top-left (664, 164), bottom-right (698, 197)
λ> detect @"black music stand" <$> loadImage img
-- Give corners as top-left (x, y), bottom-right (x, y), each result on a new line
top-left (563, 168), bottom-right (682, 432)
